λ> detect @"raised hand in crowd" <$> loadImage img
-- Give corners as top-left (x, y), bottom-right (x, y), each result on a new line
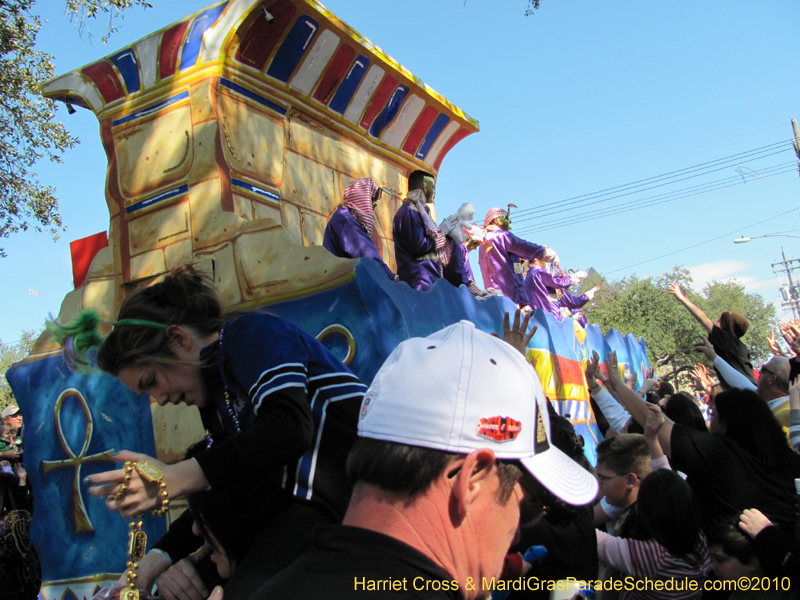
top-left (500, 309), bottom-right (537, 357)
top-left (644, 403), bottom-right (666, 461)
top-left (778, 320), bottom-right (800, 349)
top-left (738, 508), bottom-right (774, 539)
top-left (637, 378), bottom-right (659, 398)
top-left (689, 364), bottom-right (715, 395)
top-left (767, 330), bottom-right (788, 357)
top-left (626, 371), bottom-right (638, 391)
top-left (585, 351), bottom-right (601, 388)
top-left (789, 375), bottom-right (800, 410)
top-left (692, 337), bottom-right (717, 361)
top-left (605, 351), bottom-right (624, 391)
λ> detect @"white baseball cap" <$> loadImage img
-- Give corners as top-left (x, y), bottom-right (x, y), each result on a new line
top-left (1, 406), bottom-right (19, 419)
top-left (358, 320), bottom-right (598, 506)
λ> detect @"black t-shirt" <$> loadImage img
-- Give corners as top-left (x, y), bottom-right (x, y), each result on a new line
top-left (251, 525), bottom-right (464, 600)
top-left (670, 424), bottom-right (800, 539)
top-left (708, 325), bottom-right (756, 386)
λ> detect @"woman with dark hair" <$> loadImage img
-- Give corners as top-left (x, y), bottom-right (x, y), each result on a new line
top-left (50, 265), bottom-right (366, 597)
top-left (596, 470), bottom-right (711, 600)
top-left (603, 352), bottom-right (800, 542)
top-left (662, 392), bottom-right (707, 433)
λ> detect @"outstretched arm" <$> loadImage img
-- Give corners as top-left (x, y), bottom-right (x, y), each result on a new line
top-left (668, 283), bottom-right (713, 333)
top-left (605, 352), bottom-right (673, 456)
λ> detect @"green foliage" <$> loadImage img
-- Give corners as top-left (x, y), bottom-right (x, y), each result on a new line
top-left (0, 0), bottom-right (78, 256)
top-left (584, 267), bottom-right (776, 387)
top-left (0, 328), bottom-right (40, 410)
top-left (65, 0), bottom-right (152, 43)
top-left (525, 0), bottom-right (542, 16)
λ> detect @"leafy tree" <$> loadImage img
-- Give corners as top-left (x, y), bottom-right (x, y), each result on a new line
top-left (65, 0), bottom-right (151, 43)
top-left (0, 0), bottom-right (77, 256)
top-left (525, 0), bottom-right (542, 16)
top-left (582, 267), bottom-right (776, 388)
top-left (0, 0), bottom-right (153, 257)
top-left (0, 328), bottom-right (40, 409)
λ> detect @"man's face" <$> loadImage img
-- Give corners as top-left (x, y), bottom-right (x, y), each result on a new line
top-left (423, 176), bottom-right (436, 203)
top-left (595, 461), bottom-right (635, 508)
top-left (710, 544), bottom-right (756, 580)
top-left (756, 359), bottom-right (778, 395)
top-left (467, 463), bottom-right (534, 593)
top-left (3, 413), bottom-right (21, 430)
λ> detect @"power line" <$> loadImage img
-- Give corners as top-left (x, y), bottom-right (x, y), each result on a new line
top-left (601, 206), bottom-right (800, 276)
top-left (514, 163), bottom-right (796, 236)
top-left (512, 145), bottom-right (793, 225)
top-left (509, 139), bottom-right (793, 219)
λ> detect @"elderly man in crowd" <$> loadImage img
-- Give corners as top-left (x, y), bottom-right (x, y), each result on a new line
top-left (251, 319), bottom-right (598, 600)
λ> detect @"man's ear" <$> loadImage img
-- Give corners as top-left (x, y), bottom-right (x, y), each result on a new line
top-left (451, 449), bottom-right (497, 521)
top-left (743, 555), bottom-right (761, 574)
top-left (625, 473), bottom-right (639, 489)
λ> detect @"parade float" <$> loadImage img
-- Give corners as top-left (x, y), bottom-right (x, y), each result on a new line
top-left (6, 0), bottom-right (650, 597)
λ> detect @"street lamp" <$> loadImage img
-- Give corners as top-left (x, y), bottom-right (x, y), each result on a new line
top-left (734, 234), bottom-right (800, 244)
top-left (733, 234), bottom-right (800, 319)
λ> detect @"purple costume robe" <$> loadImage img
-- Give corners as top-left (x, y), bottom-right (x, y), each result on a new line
top-left (560, 292), bottom-right (590, 326)
top-left (323, 206), bottom-right (395, 280)
top-left (392, 201), bottom-right (440, 291)
top-left (479, 230), bottom-right (545, 305)
top-left (526, 265), bottom-right (589, 323)
top-left (442, 240), bottom-right (474, 288)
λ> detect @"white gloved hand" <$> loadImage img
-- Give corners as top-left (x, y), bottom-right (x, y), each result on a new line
top-left (585, 285), bottom-right (601, 300)
top-left (574, 271), bottom-right (588, 280)
top-left (439, 214), bottom-right (459, 237)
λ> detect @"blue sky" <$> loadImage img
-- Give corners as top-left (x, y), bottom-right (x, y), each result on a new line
top-left (2, 0), bottom-right (799, 344)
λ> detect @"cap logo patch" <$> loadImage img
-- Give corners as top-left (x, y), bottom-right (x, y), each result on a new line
top-left (534, 404), bottom-right (550, 453)
top-left (360, 390), bottom-right (376, 420)
top-left (477, 416), bottom-right (522, 442)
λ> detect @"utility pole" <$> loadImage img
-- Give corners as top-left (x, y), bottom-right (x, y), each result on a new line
top-left (793, 118), bottom-right (800, 178)
top-left (772, 246), bottom-right (800, 320)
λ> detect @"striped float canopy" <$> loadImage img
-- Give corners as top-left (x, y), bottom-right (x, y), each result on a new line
top-left (42, 0), bottom-right (479, 174)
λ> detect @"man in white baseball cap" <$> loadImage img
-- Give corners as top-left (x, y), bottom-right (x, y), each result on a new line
top-left (251, 320), bottom-right (598, 600)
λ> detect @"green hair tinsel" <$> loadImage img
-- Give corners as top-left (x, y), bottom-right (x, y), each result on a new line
top-left (46, 310), bottom-right (105, 372)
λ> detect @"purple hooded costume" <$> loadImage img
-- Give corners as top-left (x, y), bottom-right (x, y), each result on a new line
top-left (392, 201), bottom-right (441, 291)
top-left (478, 230), bottom-right (546, 306)
top-left (323, 206), bottom-right (395, 280)
top-left (525, 265), bottom-right (588, 321)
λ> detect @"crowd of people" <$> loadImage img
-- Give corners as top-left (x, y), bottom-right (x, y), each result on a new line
top-left (0, 402), bottom-right (41, 599)
top-left (5, 170), bottom-right (798, 600)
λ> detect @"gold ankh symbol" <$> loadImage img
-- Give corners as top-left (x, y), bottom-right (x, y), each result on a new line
top-left (42, 388), bottom-right (113, 533)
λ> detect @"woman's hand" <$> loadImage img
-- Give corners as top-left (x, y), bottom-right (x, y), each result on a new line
top-left (644, 403), bottom-right (664, 440)
top-left (85, 451), bottom-right (172, 518)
